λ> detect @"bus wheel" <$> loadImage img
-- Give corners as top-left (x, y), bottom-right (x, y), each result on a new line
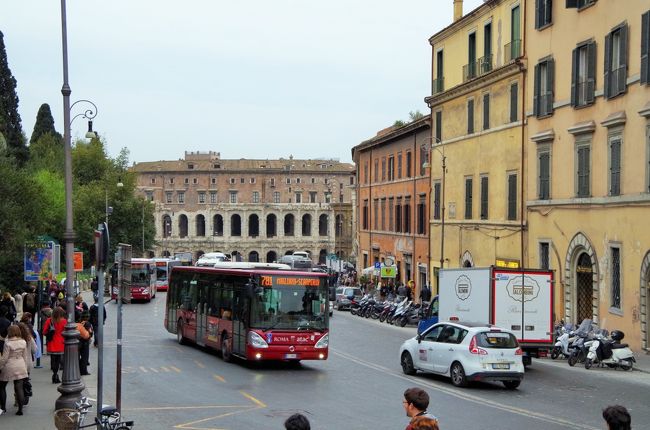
top-left (222, 336), bottom-right (232, 363)
top-left (177, 321), bottom-right (186, 345)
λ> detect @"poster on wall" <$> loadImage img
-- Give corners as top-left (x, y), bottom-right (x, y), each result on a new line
top-left (24, 241), bottom-right (54, 281)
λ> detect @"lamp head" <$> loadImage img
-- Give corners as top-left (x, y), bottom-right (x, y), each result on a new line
top-left (85, 120), bottom-right (98, 139)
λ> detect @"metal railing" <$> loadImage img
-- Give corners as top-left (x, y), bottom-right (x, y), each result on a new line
top-left (463, 62), bottom-right (477, 82)
top-left (432, 77), bottom-right (444, 95)
top-left (505, 39), bottom-right (522, 63)
top-left (478, 54), bottom-right (493, 75)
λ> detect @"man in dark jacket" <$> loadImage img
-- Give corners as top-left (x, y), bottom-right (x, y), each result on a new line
top-left (0, 305), bottom-right (12, 351)
top-left (89, 295), bottom-right (107, 347)
top-left (419, 284), bottom-right (432, 303)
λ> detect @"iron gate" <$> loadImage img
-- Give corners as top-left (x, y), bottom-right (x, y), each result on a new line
top-left (575, 253), bottom-right (593, 323)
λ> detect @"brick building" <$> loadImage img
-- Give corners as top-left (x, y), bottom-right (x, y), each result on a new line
top-left (133, 151), bottom-right (355, 264)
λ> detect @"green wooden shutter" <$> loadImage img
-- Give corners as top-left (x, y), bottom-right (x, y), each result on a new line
top-left (483, 94), bottom-right (490, 130)
top-left (510, 82), bottom-right (518, 122)
top-left (467, 99), bottom-right (474, 134)
top-left (533, 64), bottom-right (540, 117)
top-left (546, 59), bottom-right (555, 115)
top-left (465, 178), bottom-right (473, 219)
top-left (604, 33), bottom-right (612, 98)
top-left (642, 11), bottom-right (650, 84)
top-left (586, 41), bottom-right (596, 104)
top-left (545, 0), bottom-right (553, 26)
top-left (610, 139), bottom-right (621, 196)
top-left (618, 24), bottom-right (628, 95)
top-left (480, 176), bottom-right (489, 220)
top-left (535, 0), bottom-right (542, 29)
top-left (571, 48), bottom-right (578, 107)
top-left (566, 0), bottom-right (577, 8)
top-left (508, 175), bottom-right (517, 220)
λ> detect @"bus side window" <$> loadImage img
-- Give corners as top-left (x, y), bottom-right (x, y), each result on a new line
top-left (208, 281), bottom-right (220, 317)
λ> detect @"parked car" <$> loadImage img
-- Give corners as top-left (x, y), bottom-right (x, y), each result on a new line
top-left (399, 321), bottom-right (524, 389)
top-left (335, 287), bottom-right (363, 310)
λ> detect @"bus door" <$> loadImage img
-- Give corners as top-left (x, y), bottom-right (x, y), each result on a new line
top-left (180, 277), bottom-right (199, 341)
top-left (195, 276), bottom-right (210, 346)
top-left (232, 287), bottom-right (249, 356)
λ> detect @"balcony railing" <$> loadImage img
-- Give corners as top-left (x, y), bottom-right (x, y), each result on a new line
top-left (478, 54), bottom-right (493, 75)
top-left (505, 39), bottom-right (522, 63)
top-left (432, 77), bottom-right (444, 95)
top-left (463, 62), bottom-right (477, 82)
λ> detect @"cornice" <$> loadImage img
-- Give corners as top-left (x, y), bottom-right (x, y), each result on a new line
top-left (425, 61), bottom-right (523, 108)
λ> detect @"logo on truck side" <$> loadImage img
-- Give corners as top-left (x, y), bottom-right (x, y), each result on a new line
top-left (454, 275), bottom-right (472, 301)
top-left (505, 275), bottom-right (541, 302)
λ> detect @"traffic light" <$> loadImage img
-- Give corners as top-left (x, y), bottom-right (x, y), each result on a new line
top-left (94, 222), bottom-right (110, 270)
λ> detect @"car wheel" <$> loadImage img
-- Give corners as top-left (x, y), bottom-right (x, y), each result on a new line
top-left (401, 352), bottom-right (416, 375)
top-left (222, 336), bottom-right (232, 363)
top-left (503, 381), bottom-right (520, 390)
top-left (450, 362), bottom-right (468, 387)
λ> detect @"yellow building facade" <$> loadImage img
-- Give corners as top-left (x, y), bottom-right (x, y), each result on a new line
top-left (425, 0), bottom-right (527, 292)
top-left (525, 0), bottom-right (650, 351)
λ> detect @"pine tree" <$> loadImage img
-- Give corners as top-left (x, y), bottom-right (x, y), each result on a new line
top-left (0, 30), bottom-right (27, 165)
top-left (31, 103), bottom-right (61, 144)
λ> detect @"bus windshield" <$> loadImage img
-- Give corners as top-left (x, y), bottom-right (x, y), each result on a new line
top-left (156, 266), bottom-right (168, 282)
top-left (250, 285), bottom-right (328, 331)
top-left (131, 264), bottom-right (151, 286)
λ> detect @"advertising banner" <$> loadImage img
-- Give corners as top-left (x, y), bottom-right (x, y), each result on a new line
top-left (73, 252), bottom-right (84, 272)
top-left (24, 241), bottom-right (54, 281)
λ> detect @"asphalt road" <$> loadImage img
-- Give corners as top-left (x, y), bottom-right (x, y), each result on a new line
top-left (91, 293), bottom-right (650, 430)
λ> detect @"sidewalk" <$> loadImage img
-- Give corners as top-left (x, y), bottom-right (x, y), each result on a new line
top-left (633, 349), bottom-right (650, 373)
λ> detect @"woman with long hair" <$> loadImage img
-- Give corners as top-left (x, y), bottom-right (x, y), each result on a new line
top-left (43, 306), bottom-right (66, 383)
top-left (0, 325), bottom-right (30, 416)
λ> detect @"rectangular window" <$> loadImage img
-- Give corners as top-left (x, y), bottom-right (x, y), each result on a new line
top-left (381, 157), bottom-right (386, 181)
top-left (388, 156), bottom-right (395, 181)
top-left (364, 162), bottom-right (368, 184)
top-left (388, 198), bottom-right (394, 231)
top-left (295, 192), bottom-right (302, 203)
top-left (169, 177), bottom-right (174, 184)
top-left (198, 192), bottom-right (206, 204)
top-left (240, 178), bottom-right (245, 184)
top-left (296, 178), bottom-right (301, 184)
top-left (373, 198), bottom-right (379, 229)
top-left (362, 200), bottom-right (369, 230)
top-left (193, 178), bottom-right (198, 184)
top-left (566, 0), bottom-right (595, 9)
top-left (433, 182), bottom-right (441, 220)
top-left (539, 150), bottom-right (551, 200)
top-left (466, 32), bottom-right (477, 80)
top-left (508, 5), bottom-right (521, 61)
top-left (229, 191), bottom-right (237, 203)
top-left (464, 177), bottom-right (473, 219)
top-left (252, 191), bottom-right (260, 203)
top-left (539, 242), bottom-right (550, 270)
top-left (576, 144), bottom-right (591, 197)
top-left (611, 247), bottom-right (621, 309)
top-left (374, 159), bottom-right (379, 182)
top-left (435, 111), bottom-right (442, 143)
top-left (229, 178), bottom-right (235, 184)
top-left (604, 23), bottom-right (628, 99)
top-left (380, 198), bottom-right (386, 230)
top-left (535, 0), bottom-right (552, 29)
top-left (642, 11), bottom-right (650, 85)
top-left (420, 145), bottom-right (427, 176)
top-left (184, 178), bottom-right (189, 185)
top-left (417, 195), bottom-right (426, 235)
top-left (406, 151), bottom-right (412, 178)
top-left (510, 82), bottom-right (518, 122)
top-left (324, 193), bottom-right (332, 203)
top-left (210, 191), bottom-right (217, 204)
top-left (482, 22), bottom-right (492, 74)
top-left (166, 191), bottom-right (172, 204)
top-left (250, 177), bottom-right (256, 184)
top-left (397, 153), bottom-right (403, 179)
top-left (178, 191), bottom-right (185, 204)
top-left (534, 59), bottom-right (554, 117)
top-left (270, 178), bottom-right (276, 187)
top-left (403, 197), bottom-right (411, 234)
top-left (507, 174), bottom-right (517, 220)
top-left (273, 191), bottom-right (280, 203)
top-left (395, 198), bottom-right (402, 233)
top-left (145, 191), bottom-right (153, 201)
top-left (467, 99), bottom-right (474, 134)
top-left (286, 178), bottom-right (291, 184)
top-left (211, 178), bottom-right (216, 185)
top-left (150, 177), bottom-right (156, 184)
top-left (609, 137), bottom-right (622, 196)
top-left (482, 94), bottom-right (490, 130)
top-left (309, 191), bottom-right (317, 203)
top-left (571, 41), bottom-right (596, 107)
top-left (480, 176), bottom-right (489, 220)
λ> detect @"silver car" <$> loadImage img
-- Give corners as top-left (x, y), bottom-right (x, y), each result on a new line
top-left (335, 287), bottom-right (362, 310)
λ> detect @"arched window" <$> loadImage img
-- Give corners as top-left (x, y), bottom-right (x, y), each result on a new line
top-left (284, 214), bottom-right (295, 236)
top-left (302, 214), bottom-right (312, 236)
top-left (179, 215), bottom-right (188, 238)
top-left (231, 214), bottom-right (241, 236)
top-left (195, 250), bottom-right (205, 261)
top-left (319, 214), bottom-right (328, 236)
top-left (318, 249), bottom-right (327, 264)
top-left (195, 214), bottom-right (206, 237)
top-left (266, 251), bottom-right (277, 263)
top-left (213, 215), bottom-right (223, 236)
top-left (248, 251), bottom-right (259, 262)
top-left (162, 215), bottom-right (172, 238)
top-left (248, 214), bottom-right (259, 237)
top-left (266, 214), bottom-right (277, 238)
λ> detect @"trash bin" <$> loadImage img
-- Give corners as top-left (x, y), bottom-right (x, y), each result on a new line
top-left (54, 408), bottom-right (80, 430)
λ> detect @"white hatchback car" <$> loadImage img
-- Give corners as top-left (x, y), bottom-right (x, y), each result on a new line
top-left (399, 321), bottom-right (524, 389)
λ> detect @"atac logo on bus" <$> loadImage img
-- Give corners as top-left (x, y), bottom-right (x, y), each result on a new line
top-left (454, 275), bottom-right (472, 301)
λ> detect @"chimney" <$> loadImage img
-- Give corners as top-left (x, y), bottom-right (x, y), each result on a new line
top-left (453, 0), bottom-right (463, 22)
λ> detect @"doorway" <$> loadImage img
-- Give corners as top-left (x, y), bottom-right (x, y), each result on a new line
top-left (575, 252), bottom-right (594, 323)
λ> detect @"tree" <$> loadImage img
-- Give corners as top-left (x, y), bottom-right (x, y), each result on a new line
top-left (393, 120), bottom-right (406, 127)
top-left (28, 132), bottom-right (65, 173)
top-left (0, 31), bottom-right (27, 166)
top-left (30, 103), bottom-right (61, 144)
top-left (409, 110), bottom-right (424, 121)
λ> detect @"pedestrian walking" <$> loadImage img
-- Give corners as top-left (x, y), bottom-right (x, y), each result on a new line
top-left (13, 293), bottom-right (23, 322)
top-left (602, 405), bottom-right (631, 430)
top-left (284, 413), bottom-right (310, 430)
top-left (20, 313), bottom-right (41, 367)
top-left (89, 294), bottom-right (107, 347)
top-left (74, 294), bottom-right (88, 322)
top-left (16, 322), bottom-right (36, 406)
top-left (0, 325), bottom-right (30, 416)
top-left (0, 292), bottom-right (16, 322)
top-left (21, 286), bottom-right (36, 317)
top-left (43, 307), bottom-right (66, 384)
top-left (77, 311), bottom-right (92, 375)
top-left (402, 387), bottom-right (437, 430)
top-left (419, 284), bottom-right (432, 303)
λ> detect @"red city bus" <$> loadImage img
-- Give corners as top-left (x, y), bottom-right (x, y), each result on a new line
top-left (165, 263), bottom-right (329, 363)
top-left (112, 258), bottom-right (157, 302)
top-left (153, 258), bottom-right (182, 292)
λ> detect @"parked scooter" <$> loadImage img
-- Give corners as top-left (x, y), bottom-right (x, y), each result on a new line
top-left (585, 330), bottom-right (635, 371)
top-left (397, 302), bottom-right (423, 327)
top-left (551, 322), bottom-right (575, 359)
top-left (567, 319), bottom-right (595, 367)
top-left (389, 298), bottom-right (411, 325)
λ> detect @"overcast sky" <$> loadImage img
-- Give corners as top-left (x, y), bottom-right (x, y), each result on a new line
top-left (2, 0), bottom-right (483, 165)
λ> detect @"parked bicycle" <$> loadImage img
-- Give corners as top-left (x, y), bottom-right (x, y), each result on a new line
top-left (55, 396), bottom-right (135, 430)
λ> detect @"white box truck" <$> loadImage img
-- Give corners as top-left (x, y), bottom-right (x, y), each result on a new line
top-left (438, 267), bottom-right (554, 366)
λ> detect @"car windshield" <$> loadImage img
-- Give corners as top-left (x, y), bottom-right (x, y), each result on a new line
top-left (476, 331), bottom-right (518, 348)
top-left (344, 288), bottom-right (361, 297)
top-left (249, 286), bottom-right (328, 331)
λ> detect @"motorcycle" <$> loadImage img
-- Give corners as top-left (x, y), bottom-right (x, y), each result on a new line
top-left (585, 329), bottom-right (635, 371)
top-left (389, 298), bottom-right (411, 325)
top-left (567, 319), bottom-right (595, 367)
top-left (397, 302), bottom-right (423, 327)
top-left (378, 300), bottom-right (396, 323)
top-left (551, 322), bottom-right (575, 359)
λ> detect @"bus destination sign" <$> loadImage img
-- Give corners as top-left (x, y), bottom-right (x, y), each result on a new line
top-left (260, 275), bottom-right (321, 287)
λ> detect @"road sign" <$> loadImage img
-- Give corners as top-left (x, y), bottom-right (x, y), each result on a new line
top-left (374, 262), bottom-right (381, 269)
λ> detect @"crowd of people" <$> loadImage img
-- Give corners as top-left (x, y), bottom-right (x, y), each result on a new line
top-left (0, 281), bottom-right (106, 418)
